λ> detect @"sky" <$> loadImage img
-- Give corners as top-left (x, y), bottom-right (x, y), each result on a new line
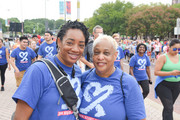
top-left (0, 0), bottom-right (172, 22)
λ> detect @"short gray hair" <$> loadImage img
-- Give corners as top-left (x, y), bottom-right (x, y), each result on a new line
top-left (92, 35), bottom-right (118, 54)
top-left (93, 25), bottom-right (103, 33)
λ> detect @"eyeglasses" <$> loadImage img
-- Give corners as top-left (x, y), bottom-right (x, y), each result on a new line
top-left (172, 48), bottom-right (180, 51)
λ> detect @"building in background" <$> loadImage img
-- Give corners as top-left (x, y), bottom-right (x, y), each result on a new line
top-left (172, 0), bottom-right (180, 5)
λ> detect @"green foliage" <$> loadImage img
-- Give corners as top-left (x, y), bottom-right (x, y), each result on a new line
top-left (126, 5), bottom-right (180, 39)
top-left (0, 18), bottom-right (65, 35)
top-left (0, 18), bottom-right (6, 33)
top-left (172, 3), bottom-right (180, 8)
top-left (83, 0), bottom-right (134, 35)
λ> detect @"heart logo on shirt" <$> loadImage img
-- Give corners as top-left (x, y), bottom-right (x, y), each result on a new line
top-left (45, 46), bottom-right (54, 56)
top-left (19, 52), bottom-right (28, 61)
top-left (137, 59), bottom-right (146, 70)
top-left (80, 82), bottom-right (113, 117)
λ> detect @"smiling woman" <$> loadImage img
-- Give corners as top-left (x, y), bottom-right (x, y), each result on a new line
top-left (154, 39), bottom-right (180, 120)
top-left (79, 35), bottom-right (146, 120)
top-left (12, 20), bottom-right (89, 120)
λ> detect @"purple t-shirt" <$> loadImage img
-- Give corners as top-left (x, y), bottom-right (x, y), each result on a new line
top-left (0, 46), bottom-right (8, 65)
top-left (11, 47), bottom-right (36, 71)
top-left (38, 42), bottom-right (57, 58)
top-left (129, 54), bottom-right (150, 81)
top-left (79, 68), bottom-right (146, 120)
top-left (114, 46), bottom-right (124, 69)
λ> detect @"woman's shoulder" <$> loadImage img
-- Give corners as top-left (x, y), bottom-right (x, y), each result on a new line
top-left (74, 64), bottom-right (83, 75)
top-left (81, 69), bottom-right (95, 81)
top-left (121, 72), bottom-right (138, 87)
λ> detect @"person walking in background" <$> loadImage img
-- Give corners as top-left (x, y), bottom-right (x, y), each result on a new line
top-left (154, 39), bottom-right (180, 120)
top-left (151, 47), bottom-right (155, 65)
top-left (4, 38), bottom-right (11, 53)
top-left (129, 43), bottom-right (152, 99)
top-left (37, 30), bottom-right (57, 60)
top-left (154, 42), bottom-right (161, 59)
top-left (10, 36), bottom-right (36, 87)
top-left (79, 35), bottom-right (146, 120)
top-left (0, 39), bottom-right (11, 91)
top-left (112, 33), bottom-right (124, 70)
top-left (31, 35), bottom-right (40, 48)
top-left (80, 25), bottom-right (103, 70)
top-left (12, 20), bottom-right (89, 120)
top-left (12, 38), bottom-right (20, 50)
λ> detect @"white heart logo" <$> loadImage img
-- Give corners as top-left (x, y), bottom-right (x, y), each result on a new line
top-left (45, 46), bottom-right (54, 56)
top-left (80, 82), bottom-right (113, 117)
top-left (137, 59), bottom-right (146, 70)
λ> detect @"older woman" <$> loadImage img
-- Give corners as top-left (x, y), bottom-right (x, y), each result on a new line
top-left (12, 20), bottom-right (89, 120)
top-left (154, 39), bottom-right (180, 120)
top-left (129, 43), bottom-right (152, 99)
top-left (79, 35), bottom-right (146, 120)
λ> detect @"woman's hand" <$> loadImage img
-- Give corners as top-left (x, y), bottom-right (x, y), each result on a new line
top-left (15, 69), bottom-right (20, 77)
top-left (171, 70), bottom-right (180, 76)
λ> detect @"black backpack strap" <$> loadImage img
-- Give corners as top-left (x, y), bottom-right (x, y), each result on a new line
top-left (120, 72), bottom-right (128, 120)
top-left (36, 59), bottom-right (79, 120)
top-left (120, 72), bottom-right (125, 97)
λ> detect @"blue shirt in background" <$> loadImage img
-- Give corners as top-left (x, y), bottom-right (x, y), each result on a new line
top-left (11, 47), bottom-right (36, 71)
top-left (0, 46), bottom-right (8, 65)
top-left (12, 56), bottom-right (82, 120)
top-left (129, 54), bottom-right (150, 81)
top-left (114, 46), bottom-right (124, 69)
top-left (38, 42), bottom-right (57, 58)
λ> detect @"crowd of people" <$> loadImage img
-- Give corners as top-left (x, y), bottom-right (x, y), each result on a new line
top-left (0, 20), bottom-right (179, 120)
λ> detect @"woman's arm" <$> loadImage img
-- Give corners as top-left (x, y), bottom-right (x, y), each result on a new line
top-left (146, 66), bottom-right (151, 82)
top-left (129, 66), bottom-right (134, 77)
top-left (14, 100), bottom-right (33, 120)
top-left (5, 48), bottom-right (11, 70)
top-left (154, 55), bottom-right (180, 76)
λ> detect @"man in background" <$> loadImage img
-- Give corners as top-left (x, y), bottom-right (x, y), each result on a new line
top-left (80, 25), bottom-right (103, 70)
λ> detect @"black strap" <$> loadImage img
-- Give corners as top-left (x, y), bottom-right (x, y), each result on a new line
top-left (120, 72), bottom-right (125, 98)
top-left (54, 57), bottom-right (75, 78)
top-left (37, 59), bottom-right (63, 82)
top-left (36, 59), bottom-right (79, 120)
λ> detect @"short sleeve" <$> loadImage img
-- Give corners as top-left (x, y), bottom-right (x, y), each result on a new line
top-left (119, 47), bottom-right (125, 59)
top-left (30, 48), bottom-right (37, 59)
top-left (12, 63), bottom-right (45, 109)
top-left (129, 56), bottom-right (135, 67)
top-left (37, 45), bottom-right (43, 56)
top-left (11, 49), bottom-right (16, 58)
top-left (123, 74), bottom-right (146, 119)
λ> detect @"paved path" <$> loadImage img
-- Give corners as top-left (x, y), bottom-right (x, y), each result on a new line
top-left (0, 62), bottom-right (180, 120)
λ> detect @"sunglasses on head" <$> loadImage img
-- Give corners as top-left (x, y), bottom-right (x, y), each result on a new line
top-left (172, 48), bottom-right (180, 51)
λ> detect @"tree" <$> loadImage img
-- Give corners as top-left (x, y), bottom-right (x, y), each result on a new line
top-left (126, 5), bottom-right (180, 39)
top-left (83, 0), bottom-right (133, 35)
top-left (55, 19), bottom-right (65, 29)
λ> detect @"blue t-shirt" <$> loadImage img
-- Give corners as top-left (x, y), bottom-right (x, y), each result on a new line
top-left (11, 47), bottom-right (36, 71)
top-left (114, 46), bottom-right (124, 69)
top-left (129, 54), bottom-right (150, 81)
top-left (79, 68), bottom-right (146, 120)
top-left (38, 42), bottom-right (57, 58)
top-left (0, 46), bottom-right (8, 65)
top-left (12, 56), bottom-right (82, 120)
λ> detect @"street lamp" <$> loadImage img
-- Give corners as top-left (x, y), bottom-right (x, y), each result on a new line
top-left (45, 0), bottom-right (48, 31)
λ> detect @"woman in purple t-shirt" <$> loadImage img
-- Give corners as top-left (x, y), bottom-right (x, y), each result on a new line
top-left (0, 39), bottom-right (11, 91)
